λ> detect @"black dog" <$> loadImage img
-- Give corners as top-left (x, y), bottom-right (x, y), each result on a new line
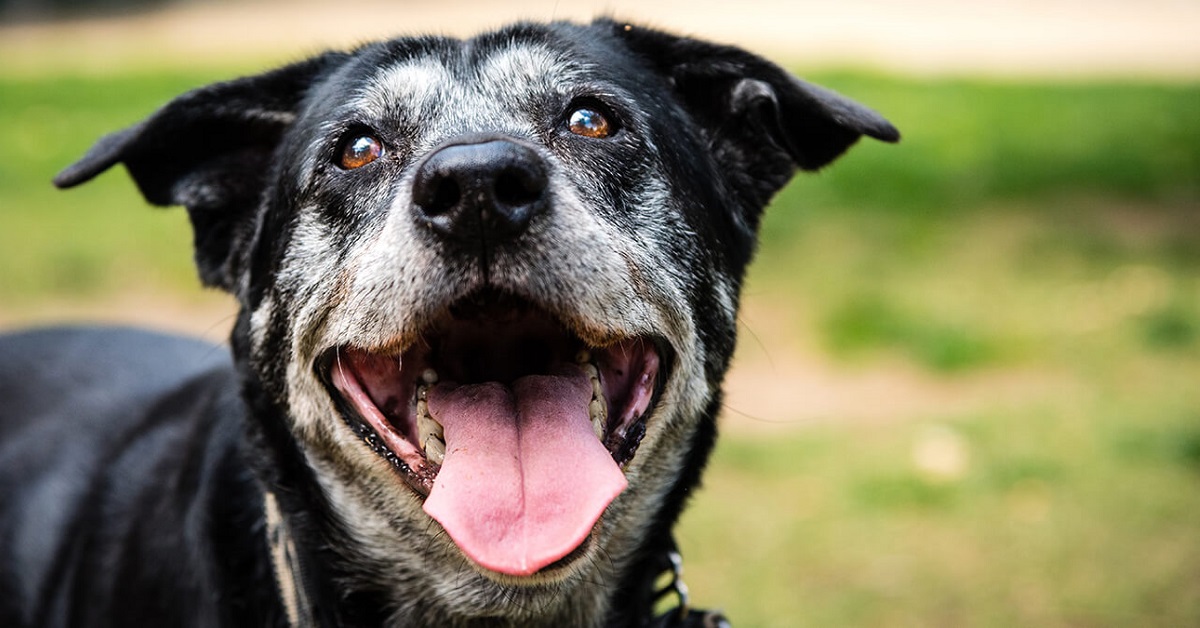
top-left (0, 19), bottom-right (897, 627)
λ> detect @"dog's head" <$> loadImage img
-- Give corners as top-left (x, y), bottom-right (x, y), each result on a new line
top-left (57, 20), bottom-right (896, 625)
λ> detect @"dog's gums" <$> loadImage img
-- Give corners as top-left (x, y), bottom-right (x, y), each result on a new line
top-left (324, 292), bottom-right (663, 575)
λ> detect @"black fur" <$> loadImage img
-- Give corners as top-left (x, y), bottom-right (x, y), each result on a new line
top-left (2, 19), bottom-right (896, 627)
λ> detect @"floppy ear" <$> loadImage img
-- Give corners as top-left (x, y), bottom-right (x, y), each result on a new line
top-left (609, 20), bottom-right (899, 210)
top-left (54, 52), bottom-right (348, 292)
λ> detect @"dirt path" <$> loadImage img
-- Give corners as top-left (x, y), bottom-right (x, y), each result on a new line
top-left (721, 295), bottom-right (1081, 431)
top-left (3, 0), bottom-right (1198, 78)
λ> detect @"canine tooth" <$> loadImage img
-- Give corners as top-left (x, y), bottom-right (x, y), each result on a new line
top-left (425, 435), bottom-right (446, 465)
top-left (575, 350), bottom-right (591, 365)
top-left (421, 368), bottom-right (439, 384)
top-left (416, 398), bottom-right (428, 425)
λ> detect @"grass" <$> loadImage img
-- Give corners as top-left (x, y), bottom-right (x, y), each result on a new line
top-left (681, 327), bottom-right (1200, 620)
top-left (679, 397), bottom-right (1200, 626)
top-left (762, 75), bottom-right (1200, 218)
top-left (0, 69), bottom-right (241, 303)
top-left (2, 66), bottom-right (1199, 626)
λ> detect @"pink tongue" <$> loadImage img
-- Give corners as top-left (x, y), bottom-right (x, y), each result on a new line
top-left (422, 366), bottom-right (627, 576)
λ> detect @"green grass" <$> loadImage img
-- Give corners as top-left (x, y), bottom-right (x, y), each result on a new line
top-left (679, 389), bottom-right (1200, 626)
top-left (0, 69), bottom-right (242, 302)
top-left (3, 67), bottom-right (1199, 626)
top-left (765, 75), bottom-right (1200, 218)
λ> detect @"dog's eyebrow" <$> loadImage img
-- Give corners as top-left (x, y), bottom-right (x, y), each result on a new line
top-left (357, 60), bottom-right (455, 120)
top-left (476, 44), bottom-right (583, 87)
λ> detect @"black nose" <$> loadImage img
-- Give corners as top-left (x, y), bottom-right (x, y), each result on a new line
top-left (411, 138), bottom-right (549, 243)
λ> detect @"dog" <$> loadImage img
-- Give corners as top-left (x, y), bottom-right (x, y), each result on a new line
top-left (0, 19), bottom-right (897, 627)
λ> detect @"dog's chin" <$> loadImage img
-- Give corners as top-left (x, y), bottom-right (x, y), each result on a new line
top-left (315, 289), bottom-right (670, 579)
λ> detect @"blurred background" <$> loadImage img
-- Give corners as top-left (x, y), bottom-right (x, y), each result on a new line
top-left (2, 0), bottom-right (1198, 625)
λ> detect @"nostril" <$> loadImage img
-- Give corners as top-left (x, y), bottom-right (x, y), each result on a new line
top-left (494, 167), bottom-right (546, 207)
top-left (427, 176), bottom-right (462, 216)
top-left (411, 137), bottom-right (550, 243)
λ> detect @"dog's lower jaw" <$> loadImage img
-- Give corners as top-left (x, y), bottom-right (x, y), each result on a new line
top-left (363, 438), bottom-right (702, 628)
top-left (273, 414), bottom-right (693, 628)
top-left (384, 590), bottom-right (612, 628)
top-left (340, 529), bottom-right (622, 627)
top-left (279, 440), bottom-right (619, 628)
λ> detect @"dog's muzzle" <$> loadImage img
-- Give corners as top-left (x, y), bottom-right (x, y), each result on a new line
top-left (321, 289), bottom-right (669, 577)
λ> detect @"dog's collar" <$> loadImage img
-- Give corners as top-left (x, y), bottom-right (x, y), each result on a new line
top-left (643, 540), bottom-right (731, 628)
top-left (265, 490), bottom-right (727, 627)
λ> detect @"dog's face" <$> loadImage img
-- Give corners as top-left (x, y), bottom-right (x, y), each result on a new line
top-left (58, 20), bottom-right (896, 625)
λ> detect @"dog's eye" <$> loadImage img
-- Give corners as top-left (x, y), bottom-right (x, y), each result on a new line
top-left (567, 107), bottom-right (613, 139)
top-left (338, 134), bottom-right (384, 169)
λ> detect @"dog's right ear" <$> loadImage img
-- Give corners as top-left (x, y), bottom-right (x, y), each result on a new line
top-left (54, 52), bottom-right (348, 292)
top-left (608, 20), bottom-right (899, 219)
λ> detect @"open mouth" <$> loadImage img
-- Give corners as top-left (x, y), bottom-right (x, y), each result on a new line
top-left (319, 290), bottom-right (666, 576)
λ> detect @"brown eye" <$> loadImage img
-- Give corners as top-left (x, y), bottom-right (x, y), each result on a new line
top-left (339, 134), bottom-right (383, 169)
top-left (567, 107), bottom-right (612, 139)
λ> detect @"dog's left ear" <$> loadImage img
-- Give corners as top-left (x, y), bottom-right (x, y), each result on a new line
top-left (610, 20), bottom-right (899, 208)
top-left (54, 52), bottom-right (347, 292)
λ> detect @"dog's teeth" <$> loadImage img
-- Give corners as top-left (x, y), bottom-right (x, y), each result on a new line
top-left (581, 362), bottom-right (599, 381)
top-left (425, 435), bottom-right (446, 466)
top-left (575, 350), bottom-right (591, 365)
top-left (416, 377), bottom-right (446, 465)
top-left (416, 388), bottom-right (444, 453)
top-left (417, 405), bottom-right (443, 444)
top-left (589, 399), bottom-right (606, 440)
top-left (421, 368), bottom-right (439, 385)
top-left (580, 357), bottom-right (601, 390)
top-left (584, 361), bottom-right (607, 440)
